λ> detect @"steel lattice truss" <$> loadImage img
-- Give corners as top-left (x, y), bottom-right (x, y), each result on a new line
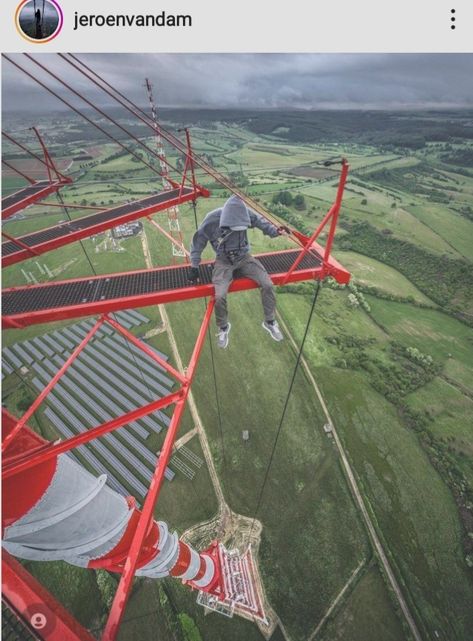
top-left (1, 54), bottom-right (351, 641)
top-left (2, 129), bottom-right (73, 221)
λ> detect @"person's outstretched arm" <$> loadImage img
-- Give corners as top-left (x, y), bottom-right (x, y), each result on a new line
top-left (249, 211), bottom-right (282, 238)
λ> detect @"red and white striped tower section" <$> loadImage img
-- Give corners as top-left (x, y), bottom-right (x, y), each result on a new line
top-left (2, 410), bottom-right (221, 595)
top-left (145, 78), bottom-right (187, 262)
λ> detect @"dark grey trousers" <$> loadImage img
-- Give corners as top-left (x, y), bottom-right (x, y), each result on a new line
top-left (212, 254), bottom-right (276, 328)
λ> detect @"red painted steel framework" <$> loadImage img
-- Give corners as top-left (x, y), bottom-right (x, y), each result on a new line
top-left (1, 185), bottom-right (208, 268)
top-left (2, 129), bottom-right (72, 220)
top-left (1, 54), bottom-right (351, 640)
top-left (2, 163), bottom-right (350, 640)
top-left (2, 303), bottom-right (221, 640)
top-left (1, 121), bottom-right (210, 268)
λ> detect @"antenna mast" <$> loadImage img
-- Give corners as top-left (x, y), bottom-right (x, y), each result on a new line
top-left (145, 78), bottom-right (187, 263)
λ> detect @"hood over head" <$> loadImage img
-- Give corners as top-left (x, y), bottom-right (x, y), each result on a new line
top-left (220, 195), bottom-right (250, 231)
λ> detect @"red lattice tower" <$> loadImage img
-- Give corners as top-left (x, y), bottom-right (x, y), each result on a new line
top-left (1, 54), bottom-right (353, 641)
top-left (145, 78), bottom-right (188, 263)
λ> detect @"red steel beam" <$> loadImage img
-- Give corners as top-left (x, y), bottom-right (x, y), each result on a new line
top-left (2, 389), bottom-right (183, 480)
top-left (2, 56), bottom-right (170, 183)
top-left (281, 160), bottom-right (349, 285)
top-left (32, 126), bottom-right (63, 184)
top-left (2, 179), bottom-right (72, 220)
top-left (59, 54), bottom-right (304, 244)
top-left (323, 159), bottom-right (349, 263)
top-left (2, 551), bottom-right (96, 641)
top-left (102, 299), bottom-right (215, 641)
top-left (106, 315), bottom-right (188, 385)
top-left (2, 247), bottom-right (350, 330)
top-left (26, 54), bottom-right (181, 182)
top-left (2, 186), bottom-right (208, 267)
top-left (147, 217), bottom-right (190, 257)
top-left (1, 231), bottom-right (40, 257)
top-left (2, 317), bottom-right (106, 454)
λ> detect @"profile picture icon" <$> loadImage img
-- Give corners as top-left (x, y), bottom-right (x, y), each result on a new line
top-left (16, 0), bottom-right (63, 43)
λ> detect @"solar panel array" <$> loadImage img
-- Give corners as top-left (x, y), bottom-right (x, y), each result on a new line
top-left (1, 310), bottom-right (196, 503)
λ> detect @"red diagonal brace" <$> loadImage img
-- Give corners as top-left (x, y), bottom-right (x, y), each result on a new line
top-left (1, 231), bottom-right (40, 257)
top-left (102, 298), bottom-right (215, 641)
top-left (323, 159), bottom-right (349, 262)
top-left (105, 314), bottom-right (188, 386)
top-left (280, 160), bottom-right (349, 285)
top-left (2, 390), bottom-right (184, 480)
top-left (2, 316), bottom-right (105, 454)
top-left (147, 217), bottom-right (190, 257)
top-left (3, 551), bottom-right (96, 641)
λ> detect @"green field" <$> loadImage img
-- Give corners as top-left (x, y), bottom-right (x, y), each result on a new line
top-left (3, 109), bottom-right (473, 641)
top-left (319, 563), bottom-right (408, 641)
top-left (334, 251), bottom-right (434, 304)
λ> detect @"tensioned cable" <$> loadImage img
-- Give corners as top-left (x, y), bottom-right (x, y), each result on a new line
top-left (2, 55), bottom-right (164, 181)
top-left (61, 52), bottom-right (338, 272)
top-left (60, 53), bottom-right (306, 240)
top-left (23, 54), bottom-right (185, 182)
top-left (2, 131), bottom-right (47, 166)
top-left (2, 130), bottom-right (68, 181)
top-left (1, 159), bottom-right (34, 185)
top-left (54, 191), bottom-right (159, 424)
top-left (189, 200), bottom-right (229, 485)
top-left (5, 52), bottom-right (334, 270)
top-left (246, 278), bottom-right (323, 546)
top-left (56, 53), bottom-right (336, 271)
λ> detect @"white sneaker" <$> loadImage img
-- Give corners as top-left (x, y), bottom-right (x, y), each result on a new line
top-left (216, 323), bottom-right (231, 349)
top-left (262, 320), bottom-right (283, 342)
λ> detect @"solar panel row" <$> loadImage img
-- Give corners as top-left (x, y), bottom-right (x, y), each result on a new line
top-left (87, 340), bottom-right (170, 397)
top-left (22, 339), bottom-right (44, 362)
top-left (11, 344), bottom-right (33, 366)
top-left (2, 348), bottom-right (22, 370)
top-left (34, 360), bottom-right (174, 485)
top-left (41, 333), bottom-right (65, 355)
top-left (104, 336), bottom-right (173, 389)
top-left (2, 361), bottom-right (14, 375)
top-left (31, 377), bottom-right (149, 499)
top-left (6, 309), bottom-right (182, 494)
top-left (31, 336), bottom-right (54, 358)
top-left (108, 312), bottom-right (132, 329)
top-left (85, 342), bottom-right (171, 427)
top-left (51, 355), bottom-right (150, 439)
top-left (170, 455), bottom-right (195, 480)
top-left (179, 446), bottom-right (204, 468)
top-left (52, 330), bottom-right (75, 351)
top-left (68, 349), bottom-right (161, 435)
top-left (49, 360), bottom-right (174, 481)
top-left (44, 408), bottom-right (130, 499)
top-left (115, 310), bottom-right (141, 327)
top-left (37, 361), bottom-right (147, 444)
top-left (124, 309), bottom-right (150, 325)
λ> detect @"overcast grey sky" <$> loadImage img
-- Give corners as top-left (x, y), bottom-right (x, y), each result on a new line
top-left (2, 53), bottom-right (473, 112)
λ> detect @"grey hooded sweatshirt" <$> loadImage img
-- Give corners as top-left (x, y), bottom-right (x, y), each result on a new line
top-left (190, 196), bottom-right (279, 267)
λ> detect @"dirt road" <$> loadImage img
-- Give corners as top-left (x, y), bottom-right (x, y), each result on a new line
top-left (278, 312), bottom-right (423, 641)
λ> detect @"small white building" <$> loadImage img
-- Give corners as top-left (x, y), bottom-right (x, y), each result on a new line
top-left (323, 423), bottom-right (333, 434)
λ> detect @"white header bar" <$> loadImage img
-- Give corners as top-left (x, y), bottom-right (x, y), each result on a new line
top-left (0, 0), bottom-right (472, 53)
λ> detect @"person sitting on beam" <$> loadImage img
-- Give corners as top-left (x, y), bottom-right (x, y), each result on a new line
top-left (188, 195), bottom-right (289, 348)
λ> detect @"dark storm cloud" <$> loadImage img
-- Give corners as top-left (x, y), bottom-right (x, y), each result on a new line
top-left (2, 53), bottom-right (473, 112)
